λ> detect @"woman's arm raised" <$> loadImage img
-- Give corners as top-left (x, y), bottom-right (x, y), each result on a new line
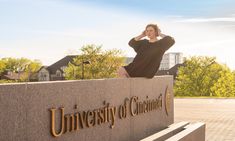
top-left (134, 30), bottom-right (146, 41)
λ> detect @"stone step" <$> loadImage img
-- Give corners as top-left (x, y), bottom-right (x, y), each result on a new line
top-left (140, 121), bottom-right (189, 141)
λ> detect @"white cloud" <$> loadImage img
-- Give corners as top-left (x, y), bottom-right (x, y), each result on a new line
top-left (175, 16), bottom-right (235, 23)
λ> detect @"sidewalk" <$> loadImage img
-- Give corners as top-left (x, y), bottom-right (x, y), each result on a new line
top-left (174, 98), bottom-right (235, 141)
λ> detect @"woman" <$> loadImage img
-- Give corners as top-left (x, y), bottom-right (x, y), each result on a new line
top-left (117, 24), bottom-right (175, 78)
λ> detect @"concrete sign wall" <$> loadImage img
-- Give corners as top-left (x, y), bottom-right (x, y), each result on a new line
top-left (0, 76), bottom-right (174, 141)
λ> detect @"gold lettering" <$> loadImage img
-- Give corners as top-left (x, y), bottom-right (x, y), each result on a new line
top-left (147, 99), bottom-right (151, 112)
top-left (86, 110), bottom-right (93, 128)
top-left (118, 105), bottom-right (125, 119)
top-left (97, 109), bottom-right (104, 125)
top-left (79, 111), bottom-right (86, 129)
top-left (49, 107), bottom-right (65, 137)
top-left (158, 94), bottom-right (162, 109)
top-left (107, 104), bottom-right (110, 122)
top-left (64, 114), bottom-right (75, 132)
top-left (49, 95), bottom-right (164, 137)
top-left (143, 101), bottom-right (147, 113)
top-left (110, 107), bottom-right (116, 128)
top-left (138, 101), bottom-right (144, 114)
top-left (92, 110), bottom-right (97, 126)
top-left (124, 98), bottom-right (129, 116)
top-left (130, 96), bottom-right (138, 116)
top-left (103, 102), bottom-right (109, 123)
top-left (74, 113), bottom-right (79, 131)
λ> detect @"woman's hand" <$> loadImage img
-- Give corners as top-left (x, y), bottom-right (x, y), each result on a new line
top-left (141, 30), bottom-right (146, 37)
top-left (158, 28), bottom-right (167, 38)
top-left (158, 28), bottom-right (161, 36)
top-left (134, 30), bottom-right (146, 41)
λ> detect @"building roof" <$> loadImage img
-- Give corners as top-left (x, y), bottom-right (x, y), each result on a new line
top-left (1, 71), bottom-right (38, 81)
top-left (40, 55), bottom-right (77, 74)
top-left (156, 63), bottom-right (185, 79)
top-left (1, 72), bottom-right (20, 80)
top-left (37, 66), bottom-right (49, 72)
top-left (168, 63), bottom-right (185, 74)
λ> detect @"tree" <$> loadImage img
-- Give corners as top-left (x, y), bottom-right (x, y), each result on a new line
top-left (210, 67), bottom-right (235, 97)
top-left (1, 57), bottom-right (32, 72)
top-left (19, 60), bottom-right (42, 81)
top-left (0, 60), bottom-right (6, 74)
top-left (174, 56), bottom-right (235, 97)
top-left (64, 44), bottom-right (125, 80)
top-left (1, 58), bottom-right (19, 72)
top-left (0, 58), bottom-right (42, 82)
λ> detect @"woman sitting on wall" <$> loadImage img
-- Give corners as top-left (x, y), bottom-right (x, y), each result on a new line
top-left (117, 24), bottom-right (175, 78)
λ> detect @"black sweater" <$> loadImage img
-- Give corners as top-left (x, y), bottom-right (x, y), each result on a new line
top-left (124, 36), bottom-right (175, 78)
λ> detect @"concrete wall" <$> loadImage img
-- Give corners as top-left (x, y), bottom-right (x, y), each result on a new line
top-left (140, 121), bottom-right (190, 141)
top-left (140, 122), bottom-right (206, 141)
top-left (0, 76), bottom-right (174, 141)
top-left (166, 122), bottom-right (206, 141)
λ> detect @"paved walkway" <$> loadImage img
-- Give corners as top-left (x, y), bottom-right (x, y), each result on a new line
top-left (174, 98), bottom-right (235, 141)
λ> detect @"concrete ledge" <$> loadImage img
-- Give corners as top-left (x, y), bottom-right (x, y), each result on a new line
top-left (140, 121), bottom-right (189, 141)
top-left (166, 122), bottom-right (206, 141)
top-left (0, 76), bottom-right (174, 141)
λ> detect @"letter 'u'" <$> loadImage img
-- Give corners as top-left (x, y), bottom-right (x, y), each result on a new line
top-left (49, 107), bottom-right (65, 137)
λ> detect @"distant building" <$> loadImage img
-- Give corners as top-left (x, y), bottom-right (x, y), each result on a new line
top-left (0, 71), bottom-right (21, 81)
top-left (156, 63), bottom-right (185, 79)
top-left (124, 52), bottom-right (183, 70)
top-left (36, 53), bottom-right (183, 81)
top-left (38, 55), bottom-right (76, 81)
top-left (159, 52), bottom-right (183, 70)
top-left (0, 70), bottom-right (37, 82)
top-left (124, 52), bottom-right (184, 79)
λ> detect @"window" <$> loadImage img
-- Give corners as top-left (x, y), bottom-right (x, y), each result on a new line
top-left (56, 70), bottom-right (61, 77)
top-left (60, 66), bottom-right (66, 72)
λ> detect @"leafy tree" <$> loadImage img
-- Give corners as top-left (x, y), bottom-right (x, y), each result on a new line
top-left (0, 60), bottom-right (6, 74)
top-left (174, 56), bottom-right (235, 97)
top-left (210, 67), bottom-right (235, 97)
top-left (1, 57), bottom-right (31, 72)
top-left (1, 58), bottom-right (19, 72)
top-left (19, 60), bottom-right (42, 81)
top-left (0, 58), bottom-right (42, 82)
top-left (64, 44), bottom-right (125, 80)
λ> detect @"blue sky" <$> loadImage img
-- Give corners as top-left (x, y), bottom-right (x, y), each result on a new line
top-left (76, 0), bottom-right (234, 17)
top-left (1, 0), bottom-right (235, 69)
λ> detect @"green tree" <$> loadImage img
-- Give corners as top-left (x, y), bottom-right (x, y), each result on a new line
top-left (19, 60), bottom-right (42, 81)
top-left (2, 58), bottom-right (19, 72)
top-left (210, 67), bottom-right (235, 97)
top-left (0, 59), bottom-right (6, 74)
top-left (64, 44), bottom-right (125, 80)
top-left (174, 56), bottom-right (235, 97)
top-left (1, 57), bottom-right (32, 72)
top-left (0, 58), bottom-right (42, 82)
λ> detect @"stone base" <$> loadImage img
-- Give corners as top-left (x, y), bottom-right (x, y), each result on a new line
top-left (140, 122), bottom-right (206, 141)
top-left (0, 76), bottom-right (174, 141)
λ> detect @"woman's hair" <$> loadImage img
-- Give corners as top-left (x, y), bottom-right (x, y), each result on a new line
top-left (145, 24), bottom-right (159, 36)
